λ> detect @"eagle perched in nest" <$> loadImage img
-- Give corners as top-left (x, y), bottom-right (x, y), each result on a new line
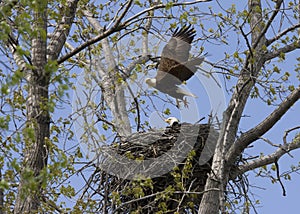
top-left (111, 118), bottom-right (218, 213)
top-left (145, 25), bottom-right (205, 108)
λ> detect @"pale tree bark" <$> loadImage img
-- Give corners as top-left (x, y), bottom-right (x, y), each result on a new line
top-left (82, 0), bottom-right (155, 137)
top-left (198, 0), bottom-right (298, 213)
top-left (13, 1), bottom-right (79, 213)
top-left (14, 2), bottom-right (49, 212)
top-left (83, 9), bottom-right (132, 137)
top-left (0, 169), bottom-right (3, 214)
top-left (48, 0), bottom-right (80, 61)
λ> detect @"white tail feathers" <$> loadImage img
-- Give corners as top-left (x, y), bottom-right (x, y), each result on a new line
top-left (176, 87), bottom-right (197, 98)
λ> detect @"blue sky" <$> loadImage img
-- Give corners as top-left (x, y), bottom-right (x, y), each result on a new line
top-left (241, 79), bottom-right (300, 214)
top-left (202, 2), bottom-right (300, 213)
top-left (1, 0), bottom-right (299, 212)
top-left (70, 1), bottom-right (300, 212)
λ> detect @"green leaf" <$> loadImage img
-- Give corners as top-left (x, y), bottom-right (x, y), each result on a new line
top-left (134, 0), bottom-right (143, 7)
top-left (0, 180), bottom-right (9, 190)
top-left (164, 108), bottom-right (171, 115)
top-left (288, 85), bottom-right (295, 91)
top-left (233, 51), bottom-right (239, 58)
top-left (273, 66), bottom-right (280, 73)
top-left (165, 2), bottom-right (173, 10)
top-left (271, 164), bottom-right (276, 171)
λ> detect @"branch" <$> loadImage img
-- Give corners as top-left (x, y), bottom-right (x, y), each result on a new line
top-left (239, 25), bottom-right (253, 58)
top-left (0, 169), bottom-right (3, 214)
top-left (57, 0), bottom-right (211, 64)
top-left (57, 0), bottom-right (133, 64)
top-left (113, 187), bottom-right (220, 213)
top-left (266, 23), bottom-right (300, 46)
top-left (264, 40), bottom-right (300, 62)
top-left (7, 34), bottom-right (28, 71)
top-left (252, 0), bottom-right (283, 50)
top-left (123, 0), bottom-right (211, 26)
top-left (123, 55), bottom-right (151, 77)
top-left (238, 133), bottom-right (300, 174)
top-left (83, 9), bottom-right (132, 137)
top-left (241, 0), bottom-right (283, 74)
top-left (283, 126), bottom-right (300, 145)
top-left (109, 0), bottom-right (134, 29)
top-left (57, 22), bottom-right (122, 65)
top-left (226, 86), bottom-right (300, 165)
top-left (275, 161), bottom-right (286, 196)
top-left (122, 4), bottom-right (155, 76)
top-left (1, 6), bottom-right (31, 70)
top-left (47, 0), bottom-right (79, 61)
top-left (83, 10), bottom-right (117, 70)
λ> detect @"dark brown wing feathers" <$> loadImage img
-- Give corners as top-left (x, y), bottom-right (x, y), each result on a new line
top-left (168, 57), bottom-right (204, 82)
top-left (172, 25), bottom-right (195, 44)
top-left (156, 25), bottom-right (202, 84)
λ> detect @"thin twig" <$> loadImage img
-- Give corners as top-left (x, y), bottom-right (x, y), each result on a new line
top-left (275, 161), bottom-right (286, 196)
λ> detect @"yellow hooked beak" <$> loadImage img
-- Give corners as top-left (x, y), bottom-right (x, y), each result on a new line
top-left (165, 118), bottom-right (171, 124)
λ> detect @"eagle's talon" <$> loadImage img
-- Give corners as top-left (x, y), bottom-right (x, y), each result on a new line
top-left (176, 99), bottom-right (181, 109)
top-left (183, 98), bottom-right (189, 108)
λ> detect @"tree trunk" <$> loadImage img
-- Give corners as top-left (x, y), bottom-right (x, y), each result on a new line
top-left (84, 10), bottom-right (132, 137)
top-left (198, 0), bottom-right (268, 213)
top-left (14, 2), bottom-right (49, 213)
top-left (0, 169), bottom-right (3, 214)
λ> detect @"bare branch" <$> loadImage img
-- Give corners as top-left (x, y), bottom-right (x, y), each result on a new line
top-left (239, 26), bottom-right (253, 58)
top-left (123, 0), bottom-right (211, 26)
top-left (264, 41), bottom-right (300, 62)
top-left (57, 1), bottom-right (133, 64)
top-left (238, 133), bottom-right (300, 174)
top-left (57, 0), bottom-right (211, 64)
top-left (83, 9), bottom-right (132, 137)
top-left (109, 0), bottom-right (134, 28)
top-left (241, 0), bottom-right (281, 74)
top-left (123, 0), bottom-right (155, 76)
top-left (275, 161), bottom-right (286, 196)
top-left (283, 126), bottom-right (300, 145)
top-left (259, 137), bottom-right (281, 148)
top-left (83, 10), bottom-right (116, 70)
top-left (124, 55), bottom-right (151, 77)
top-left (226, 86), bottom-right (300, 165)
top-left (266, 23), bottom-right (300, 46)
top-left (142, 10), bottom-right (153, 56)
top-left (57, 22), bottom-right (122, 65)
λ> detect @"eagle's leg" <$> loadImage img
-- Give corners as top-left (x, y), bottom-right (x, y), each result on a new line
top-left (183, 97), bottom-right (189, 108)
top-left (176, 99), bottom-right (181, 109)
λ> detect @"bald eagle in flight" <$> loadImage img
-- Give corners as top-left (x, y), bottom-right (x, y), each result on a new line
top-left (145, 25), bottom-right (205, 108)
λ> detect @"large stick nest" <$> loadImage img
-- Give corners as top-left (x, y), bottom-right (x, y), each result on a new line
top-left (93, 123), bottom-right (220, 213)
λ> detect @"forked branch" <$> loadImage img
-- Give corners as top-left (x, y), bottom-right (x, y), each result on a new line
top-left (226, 87), bottom-right (300, 165)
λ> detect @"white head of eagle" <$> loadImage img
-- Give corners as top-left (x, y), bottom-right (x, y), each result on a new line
top-left (145, 78), bottom-right (156, 87)
top-left (145, 25), bottom-right (205, 108)
top-left (165, 117), bottom-right (180, 127)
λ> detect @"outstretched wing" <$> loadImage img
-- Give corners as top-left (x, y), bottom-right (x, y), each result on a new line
top-left (156, 25), bottom-right (197, 83)
top-left (168, 57), bottom-right (205, 82)
top-left (161, 25), bottom-right (195, 64)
